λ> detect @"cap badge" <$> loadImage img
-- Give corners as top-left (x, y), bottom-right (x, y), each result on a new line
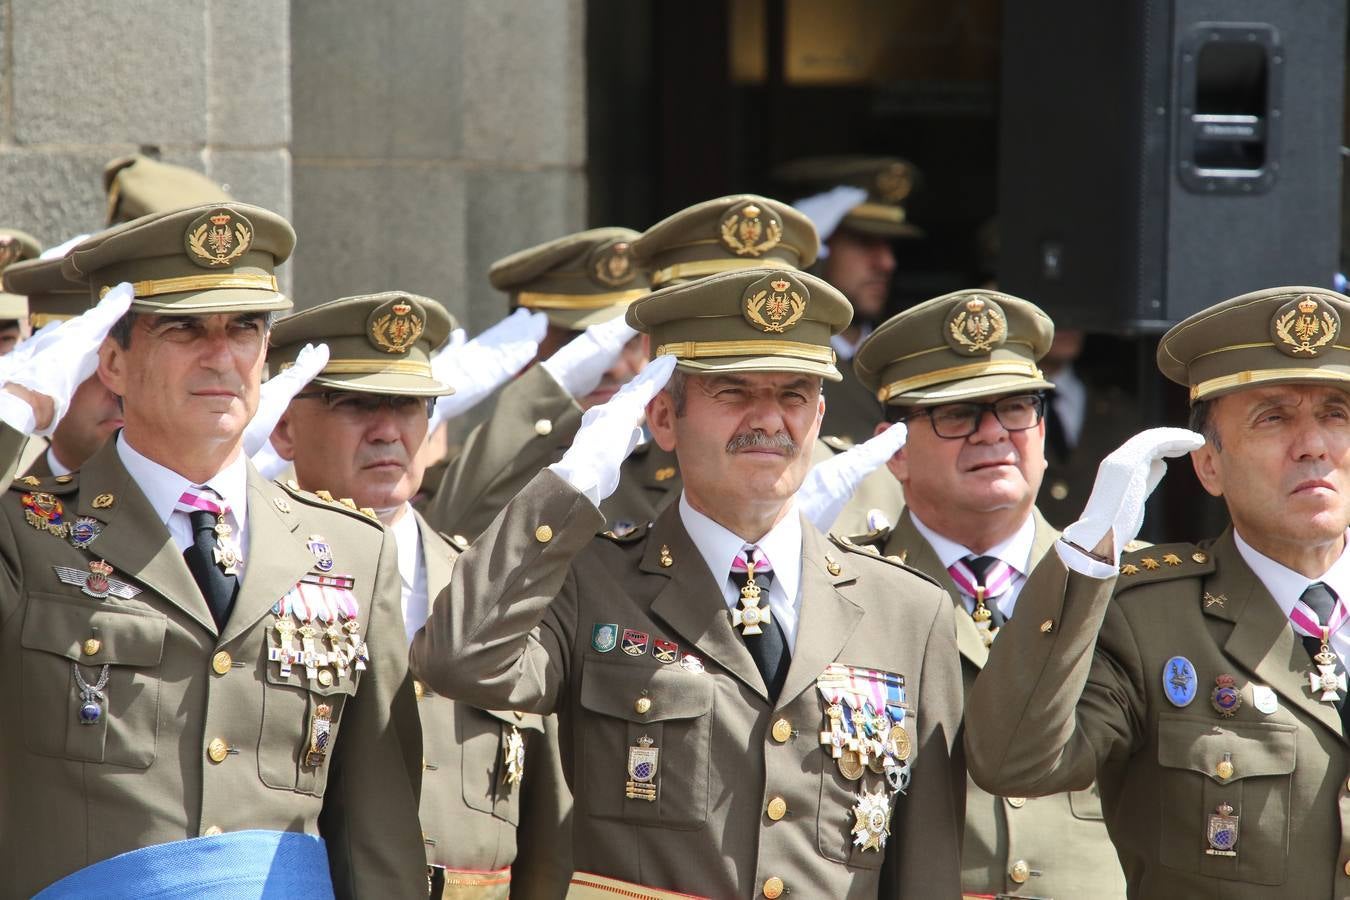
top-left (744, 273), bottom-right (808, 334)
top-left (946, 296), bottom-right (1007, 355)
top-left (875, 163), bottom-right (914, 204)
top-left (185, 208), bottom-right (252, 269)
top-left (719, 201), bottom-right (783, 257)
top-left (1271, 294), bottom-right (1339, 358)
top-left (0, 236), bottom-right (21, 270)
top-left (368, 298), bottom-right (425, 354)
top-left (591, 240), bottom-right (637, 288)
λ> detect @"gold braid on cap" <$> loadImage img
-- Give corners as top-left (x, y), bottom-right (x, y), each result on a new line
top-left (847, 202), bottom-right (907, 224)
top-left (650, 258), bottom-right (795, 289)
top-left (655, 339), bottom-right (835, 365)
top-left (101, 273), bottom-right (279, 299)
top-left (1190, 367), bottom-right (1350, 401)
top-left (878, 360), bottom-right (1043, 402)
top-left (516, 288), bottom-right (647, 310)
top-left (281, 359), bottom-right (433, 377)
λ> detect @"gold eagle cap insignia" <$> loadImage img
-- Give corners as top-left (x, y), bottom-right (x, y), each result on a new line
top-left (945, 295), bottom-right (1008, 355)
top-left (185, 208), bottom-right (252, 269)
top-left (367, 298), bottom-right (425, 354)
top-left (719, 201), bottom-right (783, 258)
top-left (1271, 294), bottom-right (1339, 358)
top-left (590, 239), bottom-right (636, 288)
top-left (743, 273), bottom-right (809, 334)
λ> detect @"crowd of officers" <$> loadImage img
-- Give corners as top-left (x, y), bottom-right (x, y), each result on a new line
top-left (0, 151), bottom-right (1346, 899)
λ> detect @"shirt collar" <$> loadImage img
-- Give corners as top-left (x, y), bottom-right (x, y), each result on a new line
top-left (830, 324), bottom-right (874, 362)
top-left (1233, 527), bottom-right (1350, 617)
top-left (116, 431), bottom-right (250, 526)
top-left (909, 511), bottom-right (1038, 576)
top-left (678, 491), bottom-right (802, 601)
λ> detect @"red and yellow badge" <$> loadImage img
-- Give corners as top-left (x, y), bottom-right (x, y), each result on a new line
top-left (22, 491), bottom-right (69, 537)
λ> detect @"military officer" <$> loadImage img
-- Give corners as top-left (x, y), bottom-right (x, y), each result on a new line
top-left (413, 267), bottom-right (965, 898)
top-left (267, 292), bottom-right (572, 898)
top-left (963, 285), bottom-right (1350, 896)
top-left (0, 228), bottom-right (41, 354)
top-left (851, 290), bottom-right (1126, 898)
top-left (0, 202), bottom-right (424, 897)
top-left (103, 154), bottom-right (232, 225)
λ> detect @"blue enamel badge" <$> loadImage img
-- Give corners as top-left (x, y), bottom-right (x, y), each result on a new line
top-left (591, 623), bottom-right (618, 653)
top-left (1163, 656), bottom-right (1197, 707)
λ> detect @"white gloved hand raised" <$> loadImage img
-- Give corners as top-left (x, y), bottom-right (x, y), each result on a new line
top-left (539, 314), bottom-right (639, 400)
top-left (429, 308), bottom-right (547, 431)
top-left (1061, 427), bottom-right (1206, 564)
top-left (792, 186), bottom-right (868, 255)
top-left (243, 342), bottom-right (330, 457)
top-left (548, 355), bottom-right (676, 505)
top-left (0, 281), bottom-right (134, 435)
top-left (797, 423), bottom-right (908, 532)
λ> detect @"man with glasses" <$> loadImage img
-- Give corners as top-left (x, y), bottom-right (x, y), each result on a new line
top-left (266, 292), bottom-right (571, 898)
top-left (850, 289), bottom-right (1126, 898)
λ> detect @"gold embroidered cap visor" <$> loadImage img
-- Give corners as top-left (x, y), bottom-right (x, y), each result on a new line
top-left (62, 202), bottom-right (295, 315)
top-left (1, 256), bottom-right (88, 326)
top-left (268, 291), bottom-right (455, 397)
top-left (626, 266), bottom-right (851, 381)
top-left (1158, 285), bottom-right (1350, 402)
top-left (490, 227), bottom-right (651, 331)
top-left (855, 288), bottom-right (1055, 408)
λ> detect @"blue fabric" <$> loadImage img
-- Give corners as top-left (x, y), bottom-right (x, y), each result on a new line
top-left (35, 830), bottom-right (334, 899)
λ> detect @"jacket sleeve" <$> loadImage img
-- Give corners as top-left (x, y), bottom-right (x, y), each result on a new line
top-left (423, 365), bottom-right (583, 541)
top-left (964, 551), bottom-right (1144, 799)
top-left (320, 528), bottom-right (428, 899)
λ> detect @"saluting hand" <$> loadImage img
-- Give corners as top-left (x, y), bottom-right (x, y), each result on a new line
top-left (540, 314), bottom-right (639, 400)
top-left (796, 422), bottom-right (907, 532)
top-left (429, 308), bottom-right (547, 429)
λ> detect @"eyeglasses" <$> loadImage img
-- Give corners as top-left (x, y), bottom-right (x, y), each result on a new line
top-left (906, 393), bottom-right (1046, 439)
top-left (295, 390), bottom-right (435, 419)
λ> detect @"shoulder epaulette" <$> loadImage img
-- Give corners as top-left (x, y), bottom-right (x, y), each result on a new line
top-left (1116, 541), bottom-right (1214, 589)
top-left (840, 525), bottom-right (891, 551)
top-left (11, 472), bottom-right (79, 495)
top-left (275, 478), bottom-right (384, 528)
top-left (439, 531), bottom-right (470, 551)
top-left (829, 532), bottom-right (941, 588)
top-left (821, 435), bottom-right (854, 454)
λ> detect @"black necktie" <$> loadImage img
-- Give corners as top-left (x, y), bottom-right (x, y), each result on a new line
top-left (183, 508), bottom-right (238, 630)
top-left (732, 553), bottom-right (790, 702)
top-left (964, 555), bottom-right (1008, 627)
top-left (1299, 582), bottom-right (1349, 733)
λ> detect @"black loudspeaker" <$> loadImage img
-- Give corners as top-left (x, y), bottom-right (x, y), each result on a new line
top-left (998, 0), bottom-right (1346, 332)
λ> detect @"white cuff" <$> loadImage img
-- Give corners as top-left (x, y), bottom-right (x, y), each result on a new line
top-left (1054, 539), bottom-right (1119, 580)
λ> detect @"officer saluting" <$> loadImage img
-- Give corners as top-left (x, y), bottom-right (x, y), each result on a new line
top-left (965, 286), bottom-right (1350, 896)
top-left (0, 203), bottom-right (424, 897)
top-left (413, 267), bottom-right (965, 898)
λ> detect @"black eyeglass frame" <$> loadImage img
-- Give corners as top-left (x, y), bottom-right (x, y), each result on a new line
top-left (901, 392), bottom-right (1048, 440)
top-left (294, 389), bottom-right (436, 419)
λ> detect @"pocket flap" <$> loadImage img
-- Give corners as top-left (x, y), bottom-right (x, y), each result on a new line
top-left (1157, 714), bottom-right (1296, 781)
top-left (580, 655), bottom-right (713, 723)
top-left (21, 595), bottom-right (166, 667)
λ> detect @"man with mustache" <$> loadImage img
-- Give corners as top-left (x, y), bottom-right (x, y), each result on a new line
top-left (964, 285), bottom-right (1350, 896)
top-left (849, 290), bottom-right (1126, 898)
top-left (413, 267), bottom-right (965, 897)
top-left (0, 203), bottom-right (424, 897)
top-left (266, 292), bottom-right (571, 898)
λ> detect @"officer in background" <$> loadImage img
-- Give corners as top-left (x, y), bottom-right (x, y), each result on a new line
top-left (103, 154), bottom-right (232, 224)
top-left (851, 289), bottom-right (1127, 898)
top-left (0, 203), bottom-right (424, 896)
top-left (413, 267), bottom-right (965, 898)
top-left (0, 228), bottom-right (41, 354)
top-left (965, 285), bottom-right (1350, 896)
top-left (267, 292), bottom-right (572, 898)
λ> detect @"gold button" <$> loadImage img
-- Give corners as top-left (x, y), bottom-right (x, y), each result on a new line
top-left (1345, 776), bottom-right (1350, 792)
top-left (55, 475), bottom-right (73, 484)
top-left (1216, 759), bottom-right (1234, 780)
top-left (1006, 796), bottom-right (1026, 808)
top-left (1010, 860), bottom-right (1030, 884)
top-left (1050, 480), bottom-right (1069, 501)
top-left (1040, 619), bottom-right (1054, 633)
top-left (1344, 859), bottom-right (1350, 877)
top-left (1193, 551), bottom-right (1208, 564)
top-left (318, 669), bottom-right (334, 687)
top-left (635, 697), bottom-right (652, 715)
top-left (414, 680), bottom-right (426, 700)
top-left (82, 638), bottom-right (101, 656)
top-left (763, 876), bottom-right (784, 899)
top-left (771, 718), bottom-right (792, 743)
top-left (203, 825), bottom-right (223, 837)
top-left (534, 418), bottom-right (553, 436)
top-left (766, 797), bottom-right (787, 820)
top-left (207, 738), bottom-right (229, 763)
top-left (211, 651), bottom-right (232, 675)
top-left (535, 525), bottom-right (553, 543)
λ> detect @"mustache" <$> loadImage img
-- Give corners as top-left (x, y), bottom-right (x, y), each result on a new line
top-left (725, 429), bottom-right (799, 457)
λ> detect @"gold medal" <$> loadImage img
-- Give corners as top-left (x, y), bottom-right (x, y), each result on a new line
top-left (888, 724), bottom-right (911, 762)
top-left (837, 748), bottom-right (865, 780)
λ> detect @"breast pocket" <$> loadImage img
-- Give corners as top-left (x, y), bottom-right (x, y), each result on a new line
top-left (1156, 714), bottom-right (1296, 885)
top-left (20, 595), bottom-right (166, 768)
top-left (457, 704), bottom-right (545, 825)
top-left (578, 654), bottom-right (713, 829)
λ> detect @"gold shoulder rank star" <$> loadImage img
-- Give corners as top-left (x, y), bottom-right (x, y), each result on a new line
top-left (1162, 553), bottom-right (1182, 566)
top-left (1141, 557), bottom-right (1160, 570)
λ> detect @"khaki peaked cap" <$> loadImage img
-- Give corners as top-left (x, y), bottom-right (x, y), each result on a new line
top-left (490, 227), bottom-right (648, 331)
top-left (778, 156), bottom-right (923, 239)
top-left (104, 155), bottom-right (233, 225)
top-left (856, 289), bottom-right (1055, 406)
top-left (1, 257), bottom-right (88, 328)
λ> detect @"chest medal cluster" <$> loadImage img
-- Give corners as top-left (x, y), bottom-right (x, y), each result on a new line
top-left (268, 567), bottom-right (368, 691)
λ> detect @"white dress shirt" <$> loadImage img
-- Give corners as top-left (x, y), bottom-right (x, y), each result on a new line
top-left (46, 446), bottom-right (73, 478)
top-left (910, 512), bottom-right (1037, 619)
top-left (1234, 528), bottom-right (1350, 666)
top-left (116, 432), bottom-right (250, 578)
top-left (390, 505), bottom-right (428, 646)
top-left (679, 492), bottom-right (803, 650)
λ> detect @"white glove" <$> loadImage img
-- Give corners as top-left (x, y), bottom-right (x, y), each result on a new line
top-left (429, 308), bottom-right (547, 430)
top-left (792, 186), bottom-right (868, 256)
top-left (244, 343), bottom-right (330, 456)
top-left (2, 281), bottom-right (133, 435)
top-left (250, 439), bottom-right (291, 481)
top-left (1060, 427), bottom-right (1206, 565)
top-left (549, 355), bottom-right (676, 505)
top-left (797, 423), bottom-right (908, 532)
top-left (540, 314), bottom-right (639, 400)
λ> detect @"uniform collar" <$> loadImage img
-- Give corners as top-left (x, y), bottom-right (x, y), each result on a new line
top-left (1233, 527), bottom-right (1350, 617)
top-left (677, 491), bottom-right (802, 602)
top-left (909, 510), bottom-right (1037, 575)
top-left (115, 430), bottom-right (249, 527)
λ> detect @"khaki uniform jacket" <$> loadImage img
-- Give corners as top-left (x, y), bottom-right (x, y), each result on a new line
top-left (411, 469), bottom-right (966, 899)
top-left (0, 430), bottom-right (425, 898)
top-left (423, 365), bottom-right (680, 542)
top-left (412, 512), bottom-right (573, 898)
top-left (966, 530), bottom-right (1350, 897)
top-left (872, 509), bottom-right (1125, 899)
